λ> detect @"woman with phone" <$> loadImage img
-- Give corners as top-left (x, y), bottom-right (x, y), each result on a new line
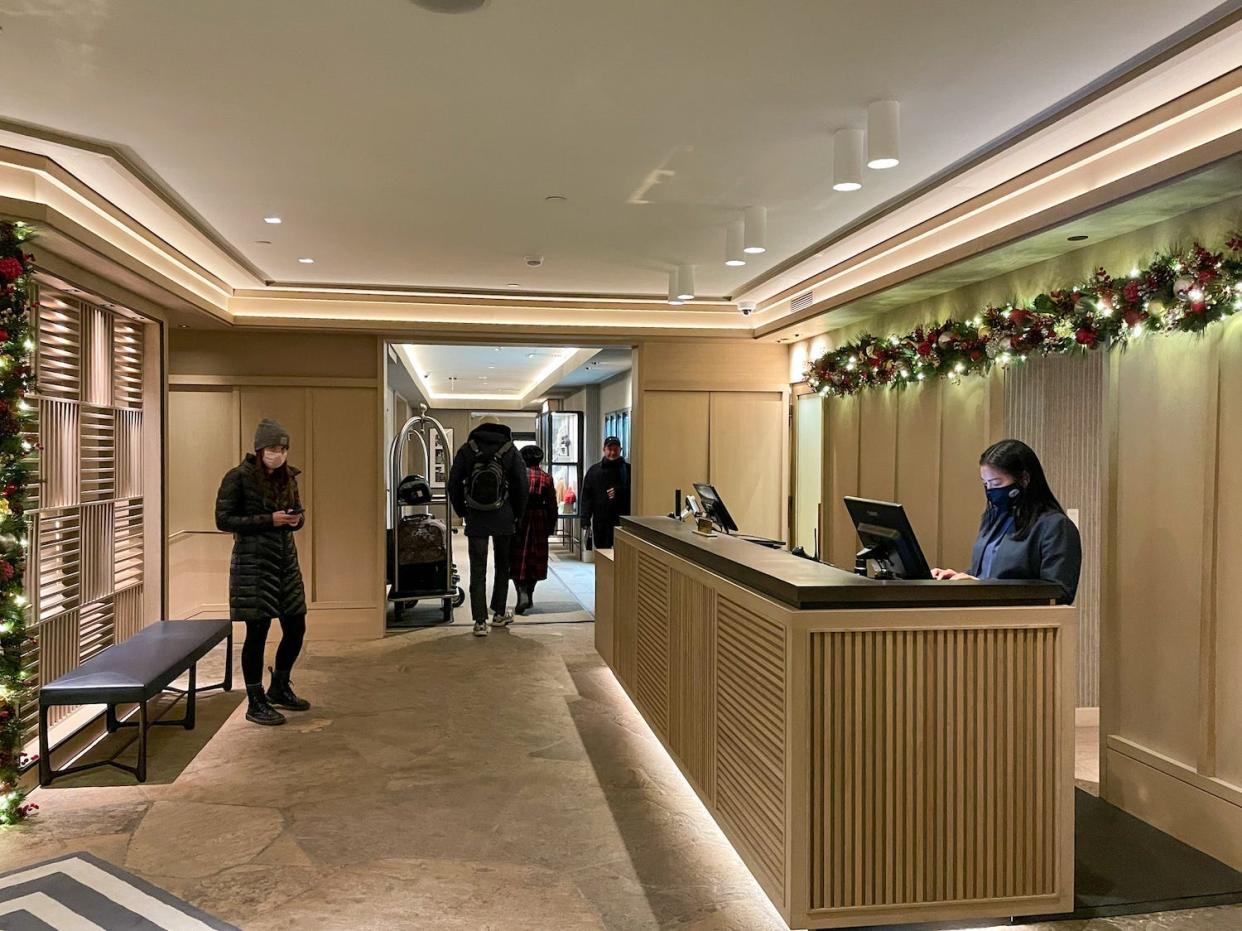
top-left (214, 418), bottom-right (312, 726)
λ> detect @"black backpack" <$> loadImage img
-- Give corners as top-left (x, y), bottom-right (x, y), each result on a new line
top-left (464, 439), bottom-right (513, 511)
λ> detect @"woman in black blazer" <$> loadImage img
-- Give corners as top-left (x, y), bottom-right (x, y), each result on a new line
top-left (932, 439), bottom-right (1082, 604)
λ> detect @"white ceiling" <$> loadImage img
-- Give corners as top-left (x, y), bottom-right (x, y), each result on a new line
top-left (0, 0), bottom-right (1227, 298)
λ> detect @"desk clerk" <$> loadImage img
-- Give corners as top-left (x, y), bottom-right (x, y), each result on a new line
top-left (932, 439), bottom-right (1082, 605)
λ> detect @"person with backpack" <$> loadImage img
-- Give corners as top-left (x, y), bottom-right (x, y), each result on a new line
top-left (448, 416), bottom-right (529, 637)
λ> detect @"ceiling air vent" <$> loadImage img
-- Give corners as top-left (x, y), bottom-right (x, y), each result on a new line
top-left (791, 291), bottom-right (815, 313)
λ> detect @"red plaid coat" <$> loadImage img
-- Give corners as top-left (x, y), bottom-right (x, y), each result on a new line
top-left (513, 466), bottom-right (559, 582)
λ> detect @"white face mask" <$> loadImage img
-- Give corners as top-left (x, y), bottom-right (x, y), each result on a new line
top-left (262, 448), bottom-right (288, 470)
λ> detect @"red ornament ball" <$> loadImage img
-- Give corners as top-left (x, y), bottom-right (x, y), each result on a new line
top-left (1075, 327), bottom-right (1098, 347)
top-left (0, 257), bottom-right (24, 284)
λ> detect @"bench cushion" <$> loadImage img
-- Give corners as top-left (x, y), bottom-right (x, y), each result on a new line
top-left (40, 619), bottom-right (232, 707)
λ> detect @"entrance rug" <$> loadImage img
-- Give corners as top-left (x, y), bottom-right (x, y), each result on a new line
top-left (0, 852), bottom-right (237, 930)
top-left (1020, 789), bottom-right (1242, 922)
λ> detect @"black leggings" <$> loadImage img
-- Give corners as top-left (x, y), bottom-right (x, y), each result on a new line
top-left (241, 615), bottom-right (306, 685)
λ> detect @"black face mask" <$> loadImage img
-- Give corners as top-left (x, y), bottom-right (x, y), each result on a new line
top-left (985, 484), bottom-right (1022, 512)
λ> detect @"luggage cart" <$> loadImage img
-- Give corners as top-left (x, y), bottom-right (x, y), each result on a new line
top-left (387, 408), bottom-right (466, 625)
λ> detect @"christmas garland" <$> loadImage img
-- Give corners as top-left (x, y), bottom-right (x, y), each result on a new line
top-left (806, 237), bottom-right (1242, 396)
top-left (0, 221), bottom-right (36, 825)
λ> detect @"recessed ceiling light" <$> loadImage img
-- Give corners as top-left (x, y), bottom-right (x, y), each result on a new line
top-left (488, 365), bottom-right (496, 369)
top-left (264, 216), bottom-right (282, 225)
top-left (1067, 234), bottom-right (1089, 242)
top-left (545, 194), bottom-right (568, 203)
top-left (866, 101), bottom-right (900, 170)
top-left (743, 206), bottom-right (767, 254)
top-left (527, 353), bottom-right (535, 358)
top-left (179, 324), bottom-right (190, 329)
top-left (411, 0), bottom-right (488, 12)
top-left (298, 257), bottom-right (315, 263)
top-left (506, 283), bottom-right (521, 289)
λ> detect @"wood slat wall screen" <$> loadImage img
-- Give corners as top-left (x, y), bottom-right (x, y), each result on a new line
top-left (35, 302), bottom-right (81, 401)
top-left (809, 627), bottom-right (1059, 911)
top-left (668, 571), bottom-right (716, 798)
top-left (614, 539), bottom-right (638, 687)
top-left (715, 596), bottom-right (787, 900)
top-left (22, 289), bottom-right (148, 745)
top-left (635, 552), bottom-right (671, 738)
top-left (80, 305), bottom-right (113, 407)
top-left (37, 399), bottom-right (79, 509)
top-left (112, 319), bottom-right (143, 409)
top-left (79, 406), bottom-right (116, 503)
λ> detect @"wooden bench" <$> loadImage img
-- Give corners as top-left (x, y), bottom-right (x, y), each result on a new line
top-left (38, 619), bottom-right (234, 786)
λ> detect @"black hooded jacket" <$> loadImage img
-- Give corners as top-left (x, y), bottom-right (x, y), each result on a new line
top-left (580, 455), bottom-right (631, 548)
top-left (448, 423), bottom-right (529, 537)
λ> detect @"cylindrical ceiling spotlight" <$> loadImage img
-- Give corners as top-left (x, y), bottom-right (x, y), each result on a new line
top-left (667, 270), bottom-right (683, 305)
top-left (832, 129), bottom-right (865, 191)
top-left (676, 265), bottom-right (696, 301)
top-left (743, 206), bottom-right (767, 254)
top-left (867, 100), bottom-right (900, 169)
top-left (725, 220), bottom-right (747, 267)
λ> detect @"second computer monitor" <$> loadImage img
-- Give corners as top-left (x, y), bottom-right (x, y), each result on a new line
top-left (843, 496), bottom-right (933, 580)
top-left (693, 483), bottom-right (739, 533)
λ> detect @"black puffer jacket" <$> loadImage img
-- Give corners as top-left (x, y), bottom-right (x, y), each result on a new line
top-left (448, 423), bottom-right (529, 537)
top-left (215, 454), bottom-right (307, 621)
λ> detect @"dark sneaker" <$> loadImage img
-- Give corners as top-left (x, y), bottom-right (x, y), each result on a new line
top-left (473, 621), bottom-right (489, 637)
top-left (491, 612), bottom-right (514, 628)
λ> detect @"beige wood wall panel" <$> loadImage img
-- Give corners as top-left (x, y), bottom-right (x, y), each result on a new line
top-left (825, 396), bottom-right (861, 568)
top-left (810, 626), bottom-right (1058, 911)
top-left (613, 538), bottom-right (638, 689)
top-left (894, 384), bottom-right (941, 549)
top-left (169, 330), bottom-right (379, 379)
top-left (709, 391), bottom-right (783, 539)
top-left (638, 391), bottom-right (708, 518)
top-left (937, 376), bottom-right (993, 570)
top-left (167, 389), bottom-right (235, 534)
top-left (715, 595), bottom-right (787, 902)
top-left (668, 570), bottom-right (715, 799)
top-left (635, 551), bottom-right (671, 738)
top-left (167, 534), bottom-right (231, 620)
top-left (857, 390), bottom-right (898, 504)
top-left (114, 584), bottom-right (143, 642)
top-left (637, 341), bottom-right (789, 392)
top-left (1215, 318), bottom-right (1242, 787)
top-left (1004, 352), bottom-right (1105, 706)
top-left (309, 388), bottom-right (379, 606)
top-left (32, 610), bottom-right (79, 728)
top-left (1111, 333), bottom-right (1207, 766)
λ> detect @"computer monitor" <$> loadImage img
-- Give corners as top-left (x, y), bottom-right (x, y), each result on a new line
top-left (693, 483), bottom-right (739, 533)
top-left (843, 497), bottom-right (932, 580)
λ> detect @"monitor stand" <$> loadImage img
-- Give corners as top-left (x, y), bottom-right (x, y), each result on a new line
top-left (855, 544), bottom-right (897, 579)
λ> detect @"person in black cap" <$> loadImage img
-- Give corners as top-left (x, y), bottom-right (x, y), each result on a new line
top-left (214, 418), bottom-right (311, 726)
top-left (580, 435), bottom-right (631, 550)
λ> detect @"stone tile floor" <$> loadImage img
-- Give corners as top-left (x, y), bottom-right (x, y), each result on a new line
top-left (2, 562), bottom-right (1239, 929)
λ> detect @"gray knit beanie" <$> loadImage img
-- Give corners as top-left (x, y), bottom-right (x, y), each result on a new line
top-left (254, 418), bottom-right (291, 451)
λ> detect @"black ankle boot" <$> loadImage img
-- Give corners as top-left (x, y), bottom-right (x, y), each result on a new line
top-left (266, 667), bottom-right (311, 711)
top-left (245, 684), bottom-right (286, 726)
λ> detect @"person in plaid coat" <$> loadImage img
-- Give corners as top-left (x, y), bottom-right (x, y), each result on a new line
top-left (512, 445), bottom-right (559, 614)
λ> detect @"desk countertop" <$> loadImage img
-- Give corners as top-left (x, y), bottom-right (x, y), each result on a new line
top-left (619, 516), bottom-right (1062, 610)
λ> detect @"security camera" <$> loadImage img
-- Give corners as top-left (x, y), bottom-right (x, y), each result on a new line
top-left (738, 301), bottom-right (757, 316)
top-left (524, 255), bottom-right (544, 268)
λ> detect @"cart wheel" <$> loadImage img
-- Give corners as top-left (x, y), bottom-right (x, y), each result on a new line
top-left (441, 599), bottom-right (454, 624)
top-left (453, 586), bottom-right (466, 608)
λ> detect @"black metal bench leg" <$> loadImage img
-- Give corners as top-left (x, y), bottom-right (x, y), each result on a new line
top-left (224, 628), bottom-right (234, 692)
top-left (137, 701), bottom-right (148, 783)
top-left (185, 664), bottom-right (197, 730)
top-left (106, 704), bottom-right (120, 733)
top-left (38, 704), bottom-right (51, 787)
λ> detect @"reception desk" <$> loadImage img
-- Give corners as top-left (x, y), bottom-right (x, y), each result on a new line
top-left (598, 517), bottom-right (1076, 929)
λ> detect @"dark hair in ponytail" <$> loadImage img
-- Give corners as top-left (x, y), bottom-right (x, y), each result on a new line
top-left (979, 439), bottom-right (1063, 538)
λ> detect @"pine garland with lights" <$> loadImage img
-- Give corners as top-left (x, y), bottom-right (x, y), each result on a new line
top-left (805, 237), bottom-right (1242, 396)
top-left (0, 220), bottom-right (37, 826)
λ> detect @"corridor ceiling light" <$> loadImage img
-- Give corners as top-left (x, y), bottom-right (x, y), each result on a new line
top-left (866, 100), bottom-right (900, 170)
top-left (725, 220), bottom-right (747, 267)
top-left (298, 257), bottom-right (315, 264)
top-left (676, 265), bottom-right (696, 302)
top-left (667, 270), bottom-right (683, 305)
top-left (743, 206), bottom-right (767, 254)
top-left (263, 216), bottom-right (282, 224)
top-left (833, 129), bottom-right (865, 191)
